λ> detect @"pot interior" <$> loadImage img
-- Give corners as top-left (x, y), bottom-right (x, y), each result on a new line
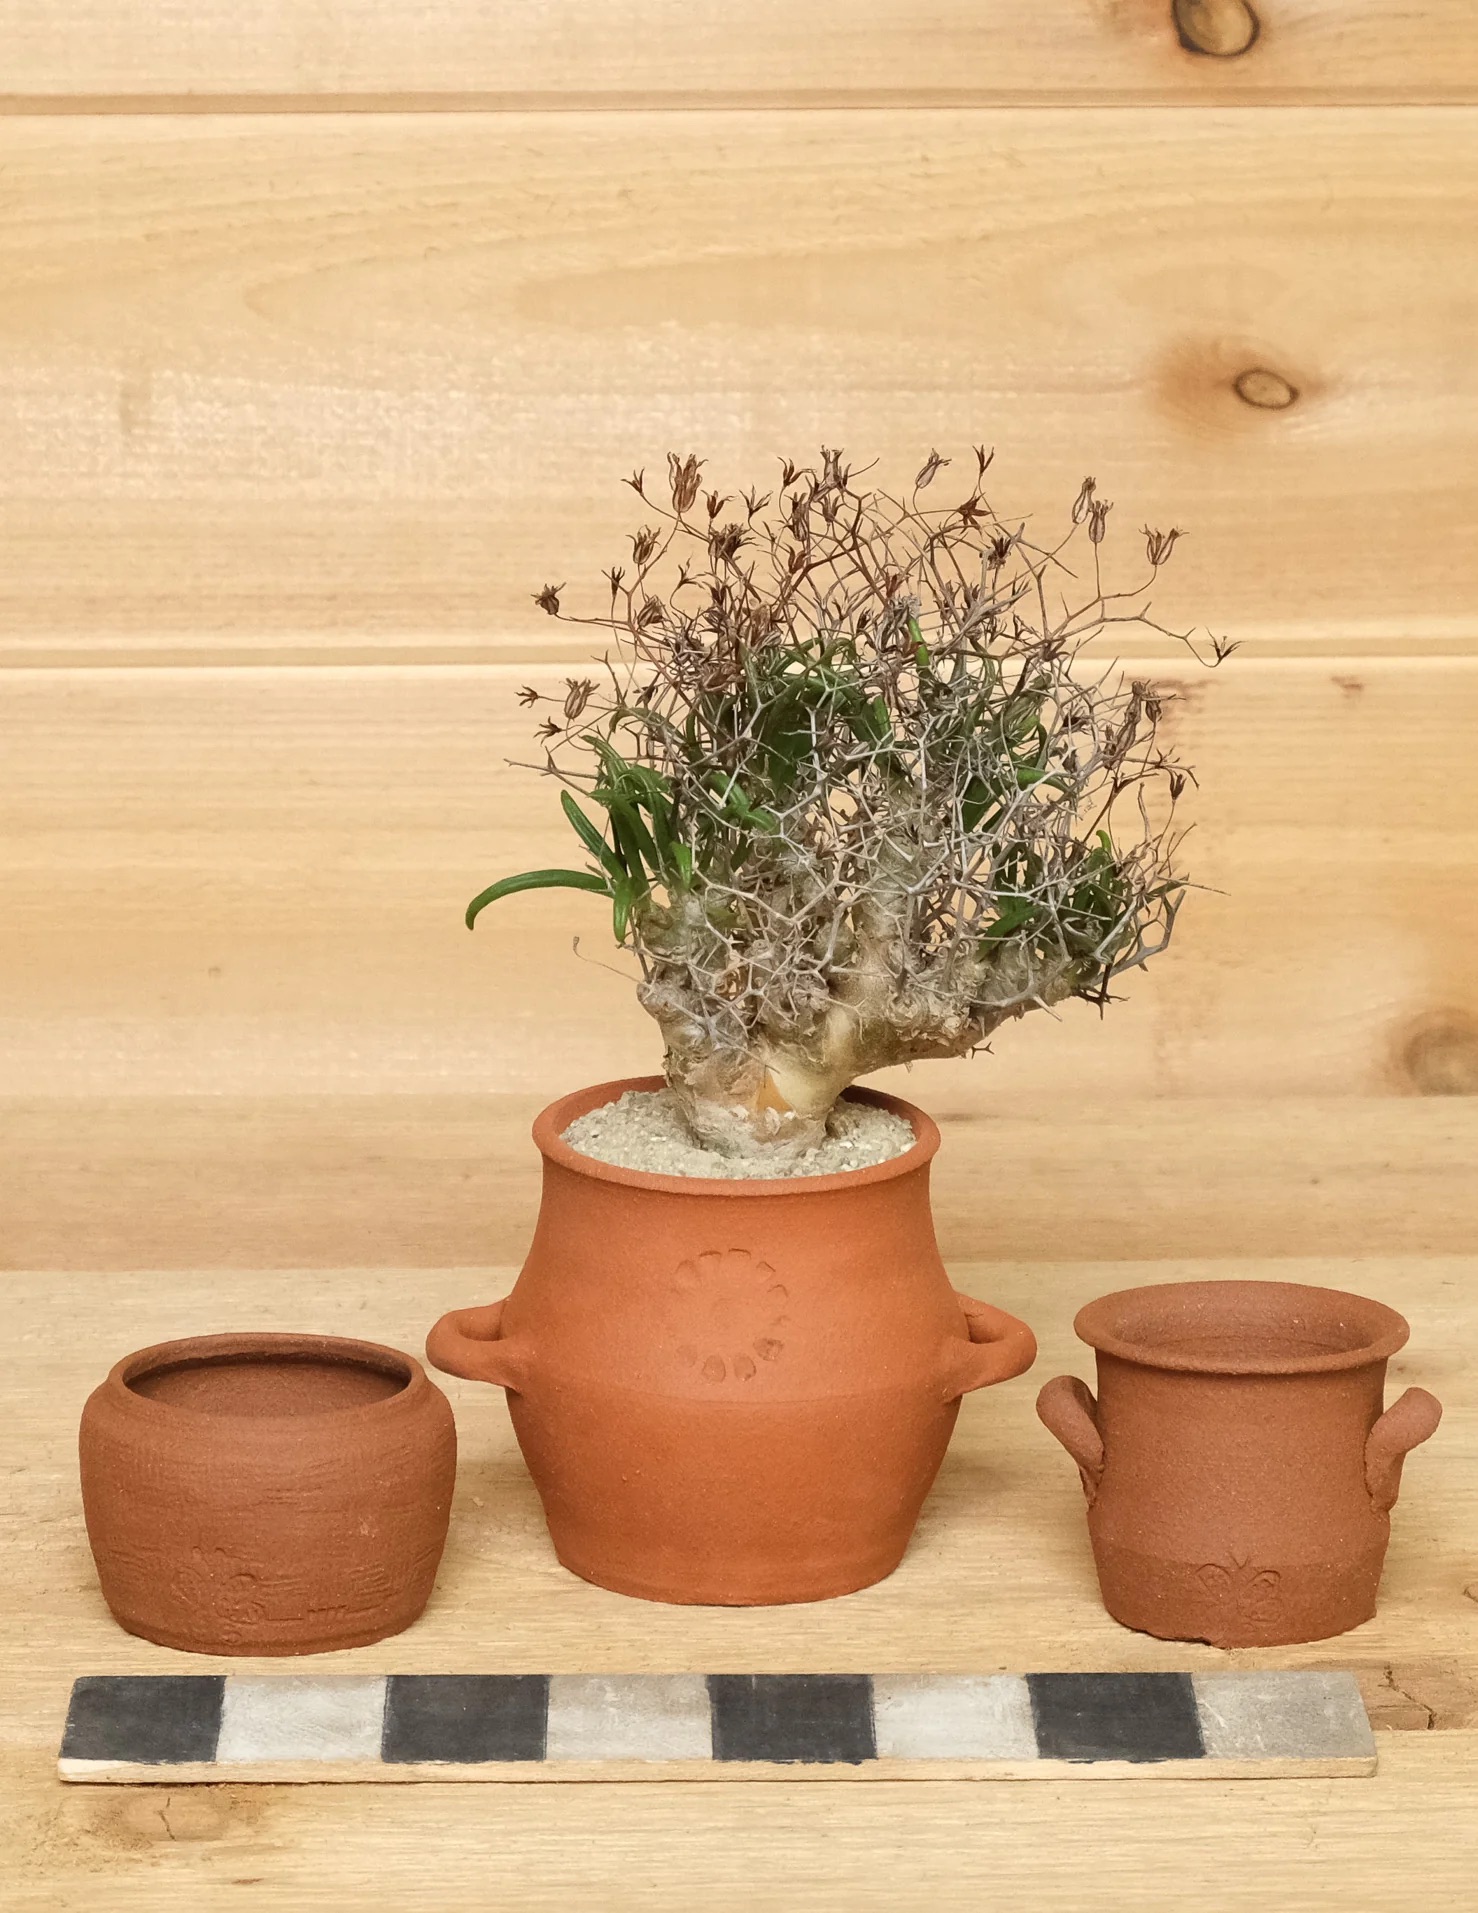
top-left (125, 1345), bottom-right (410, 1417)
top-left (1077, 1280), bottom-right (1409, 1375)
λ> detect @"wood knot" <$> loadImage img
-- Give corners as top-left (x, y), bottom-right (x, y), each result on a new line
top-left (1233, 367), bottom-right (1298, 410)
top-left (87, 1786), bottom-right (264, 1852)
top-left (1173, 0), bottom-right (1260, 57)
top-left (1398, 1012), bottom-right (1478, 1096)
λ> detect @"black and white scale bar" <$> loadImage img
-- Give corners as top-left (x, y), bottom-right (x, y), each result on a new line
top-left (58, 1672), bottom-right (1374, 1782)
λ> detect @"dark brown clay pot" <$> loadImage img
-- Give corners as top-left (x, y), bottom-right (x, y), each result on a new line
top-left (427, 1076), bottom-right (1036, 1605)
top-left (1037, 1280), bottom-right (1442, 1647)
top-left (80, 1333), bottom-right (456, 1654)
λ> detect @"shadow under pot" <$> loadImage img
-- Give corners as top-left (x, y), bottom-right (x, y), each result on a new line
top-left (1037, 1280), bottom-right (1442, 1647)
top-left (427, 1076), bottom-right (1037, 1606)
top-left (80, 1333), bottom-right (457, 1654)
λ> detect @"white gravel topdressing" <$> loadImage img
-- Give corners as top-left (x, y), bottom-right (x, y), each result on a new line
top-left (561, 1087), bottom-right (916, 1181)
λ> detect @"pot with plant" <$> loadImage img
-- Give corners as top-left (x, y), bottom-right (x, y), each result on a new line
top-left (428, 448), bottom-right (1217, 1605)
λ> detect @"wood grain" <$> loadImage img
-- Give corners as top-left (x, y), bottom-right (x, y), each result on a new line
top-left (3, 2), bottom-right (1477, 107)
top-left (4, 658), bottom-right (1475, 1112)
top-left (0, 111), bottom-right (1474, 660)
top-left (4, 1259), bottom-right (1475, 1908)
top-left (6, 1094), bottom-right (1478, 1272)
top-left (13, 1742), bottom-right (1478, 1911)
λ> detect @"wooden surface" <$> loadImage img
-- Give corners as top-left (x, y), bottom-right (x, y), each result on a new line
top-left (9, 1094), bottom-right (1478, 1272)
top-left (12, 1737), bottom-right (1478, 1911)
top-left (4, 2), bottom-right (1478, 106)
top-left (0, 110), bottom-right (1476, 660)
top-left (3, 1256), bottom-right (1474, 1908)
top-left (4, 0), bottom-right (1476, 1901)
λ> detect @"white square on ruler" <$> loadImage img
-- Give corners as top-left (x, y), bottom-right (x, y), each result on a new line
top-left (872, 1675), bottom-right (1038, 1760)
top-left (546, 1675), bottom-right (713, 1760)
top-left (216, 1676), bottom-right (388, 1763)
top-left (1193, 1671), bottom-right (1375, 1761)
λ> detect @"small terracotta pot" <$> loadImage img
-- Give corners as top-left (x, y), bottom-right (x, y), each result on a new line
top-left (80, 1333), bottom-right (456, 1654)
top-left (1037, 1280), bottom-right (1442, 1646)
top-left (427, 1076), bottom-right (1036, 1605)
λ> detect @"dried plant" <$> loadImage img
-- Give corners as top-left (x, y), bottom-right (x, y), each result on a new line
top-left (471, 449), bottom-right (1227, 1159)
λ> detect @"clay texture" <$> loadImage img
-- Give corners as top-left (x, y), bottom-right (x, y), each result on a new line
top-left (1037, 1280), bottom-right (1442, 1646)
top-left (80, 1333), bottom-right (456, 1654)
top-left (427, 1076), bottom-right (1036, 1605)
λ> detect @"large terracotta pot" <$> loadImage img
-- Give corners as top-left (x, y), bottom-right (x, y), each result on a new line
top-left (1037, 1280), bottom-right (1442, 1646)
top-left (80, 1333), bottom-right (456, 1654)
top-left (427, 1076), bottom-right (1036, 1605)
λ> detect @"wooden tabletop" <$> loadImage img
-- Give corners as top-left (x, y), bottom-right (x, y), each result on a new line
top-left (5, 1251), bottom-right (1474, 1911)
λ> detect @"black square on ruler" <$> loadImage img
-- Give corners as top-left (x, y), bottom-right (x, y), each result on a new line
top-left (382, 1675), bottom-right (550, 1763)
top-left (62, 1675), bottom-right (225, 1764)
top-left (1027, 1673), bottom-right (1205, 1763)
top-left (708, 1675), bottom-right (876, 1764)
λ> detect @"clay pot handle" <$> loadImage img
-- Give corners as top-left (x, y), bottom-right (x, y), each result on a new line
top-left (940, 1292), bottom-right (1037, 1399)
top-left (1364, 1386), bottom-right (1442, 1514)
top-left (1036, 1375), bottom-right (1106, 1505)
top-left (425, 1299), bottom-right (534, 1392)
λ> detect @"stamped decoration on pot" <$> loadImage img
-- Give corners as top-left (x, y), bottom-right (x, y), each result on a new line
top-left (670, 1249), bottom-right (791, 1385)
top-left (1196, 1558), bottom-right (1282, 1628)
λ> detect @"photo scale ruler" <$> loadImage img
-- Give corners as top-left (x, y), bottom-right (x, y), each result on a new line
top-left (59, 1670), bottom-right (1376, 1782)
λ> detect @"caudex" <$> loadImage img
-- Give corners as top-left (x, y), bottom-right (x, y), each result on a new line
top-left (470, 449), bottom-right (1227, 1160)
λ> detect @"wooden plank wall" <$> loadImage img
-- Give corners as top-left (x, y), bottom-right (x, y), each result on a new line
top-left (2, 4), bottom-right (1476, 1267)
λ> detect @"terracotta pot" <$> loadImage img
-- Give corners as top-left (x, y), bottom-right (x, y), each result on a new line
top-left (80, 1333), bottom-right (456, 1654)
top-left (427, 1076), bottom-right (1036, 1605)
top-left (1037, 1280), bottom-right (1442, 1646)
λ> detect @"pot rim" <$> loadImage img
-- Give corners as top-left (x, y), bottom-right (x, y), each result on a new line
top-left (1074, 1279), bottom-right (1411, 1375)
top-left (101, 1332), bottom-right (433, 1426)
top-left (533, 1074), bottom-right (939, 1196)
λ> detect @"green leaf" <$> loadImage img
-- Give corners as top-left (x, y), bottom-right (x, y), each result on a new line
top-left (581, 736), bottom-right (686, 885)
top-left (703, 773), bottom-right (778, 832)
top-left (560, 791), bottom-right (625, 880)
top-left (851, 695), bottom-right (892, 746)
top-left (611, 874), bottom-right (638, 941)
top-left (645, 796), bottom-right (679, 876)
top-left (962, 775), bottom-right (1006, 832)
top-left (585, 734), bottom-right (630, 785)
top-left (465, 868), bottom-right (610, 930)
top-left (983, 895), bottom-right (1038, 941)
top-left (1002, 698), bottom-right (1044, 747)
top-left (604, 799), bottom-right (658, 892)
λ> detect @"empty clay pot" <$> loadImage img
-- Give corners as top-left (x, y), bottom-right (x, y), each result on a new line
top-left (80, 1333), bottom-right (456, 1654)
top-left (1037, 1280), bottom-right (1442, 1646)
top-left (427, 1076), bottom-right (1036, 1605)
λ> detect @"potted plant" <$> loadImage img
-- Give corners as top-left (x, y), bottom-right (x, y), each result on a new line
top-left (428, 448), bottom-right (1217, 1605)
